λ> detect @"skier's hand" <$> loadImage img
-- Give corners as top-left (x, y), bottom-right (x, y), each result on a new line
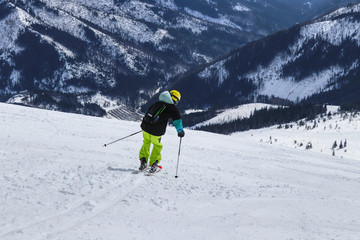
top-left (178, 130), bottom-right (185, 138)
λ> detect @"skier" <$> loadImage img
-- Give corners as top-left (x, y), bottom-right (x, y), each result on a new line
top-left (139, 90), bottom-right (185, 173)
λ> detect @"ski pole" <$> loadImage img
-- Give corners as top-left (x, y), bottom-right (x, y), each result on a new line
top-left (175, 137), bottom-right (182, 178)
top-left (103, 130), bottom-right (142, 147)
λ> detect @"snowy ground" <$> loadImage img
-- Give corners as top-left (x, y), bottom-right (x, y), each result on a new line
top-left (234, 105), bottom-right (360, 160)
top-left (1, 103), bottom-right (360, 240)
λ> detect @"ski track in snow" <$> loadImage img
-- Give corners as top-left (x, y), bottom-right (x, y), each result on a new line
top-left (1, 103), bottom-right (360, 240)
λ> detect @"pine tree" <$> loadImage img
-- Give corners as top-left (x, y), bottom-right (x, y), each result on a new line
top-left (332, 141), bottom-right (337, 149)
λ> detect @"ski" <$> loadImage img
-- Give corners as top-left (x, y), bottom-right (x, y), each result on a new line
top-left (132, 166), bottom-right (149, 174)
top-left (144, 165), bottom-right (162, 176)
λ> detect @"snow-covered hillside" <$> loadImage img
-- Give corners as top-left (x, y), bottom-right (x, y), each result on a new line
top-left (174, 2), bottom-right (360, 109)
top-left (193, 103), bottom-right (279, 128)
top-left (1, 102), bottom-right (360, 240)
top-left (234, 105), bottom-right (360, 160)
top-left (1, 0), bottom-right (357, 115)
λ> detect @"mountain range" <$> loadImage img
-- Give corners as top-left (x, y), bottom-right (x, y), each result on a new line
top-left (171, 1), bottom-right (360, 110)
top-left (0, 0), bottom-right (357, 116)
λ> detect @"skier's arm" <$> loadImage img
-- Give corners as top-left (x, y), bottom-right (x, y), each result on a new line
top-left (171, 105), bottom-right (185, 137)
top-left (173, 119), bottom-right (183, 133)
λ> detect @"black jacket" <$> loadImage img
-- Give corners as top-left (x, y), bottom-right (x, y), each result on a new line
top-left (141, 102), bottom-right (181, 136)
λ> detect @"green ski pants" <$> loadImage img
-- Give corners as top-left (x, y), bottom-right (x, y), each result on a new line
top-left (139, 131), bottom-right (163, 166)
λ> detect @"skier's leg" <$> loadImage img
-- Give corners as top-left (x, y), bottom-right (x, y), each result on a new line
top-left (149, 134), bottom-right (163, 166)
top-left (139, 131), bottom-right (151, 162)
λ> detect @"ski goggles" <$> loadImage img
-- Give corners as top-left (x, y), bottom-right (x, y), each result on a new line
top-left (171, 95), bottom-right (180, 105)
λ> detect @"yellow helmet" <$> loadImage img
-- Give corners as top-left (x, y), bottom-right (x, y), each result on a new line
top-left (170, 90), bottom-right (181, 105)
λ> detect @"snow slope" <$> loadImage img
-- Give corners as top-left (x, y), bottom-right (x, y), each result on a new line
top-left (193, 103), bottom-right (279, 128)
top-left (233, 105), bottom-right (360, 160)
top-left (1, 103), bottom-right (360, 240)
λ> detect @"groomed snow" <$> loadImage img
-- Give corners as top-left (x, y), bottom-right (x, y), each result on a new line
top-left (1, 103), bottom-right (360, 240)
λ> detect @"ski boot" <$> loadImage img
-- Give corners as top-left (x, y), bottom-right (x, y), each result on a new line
top-left (149, 160), bottom-right (159, 173)
top-left (139, 157), bottom-right (147, 171)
